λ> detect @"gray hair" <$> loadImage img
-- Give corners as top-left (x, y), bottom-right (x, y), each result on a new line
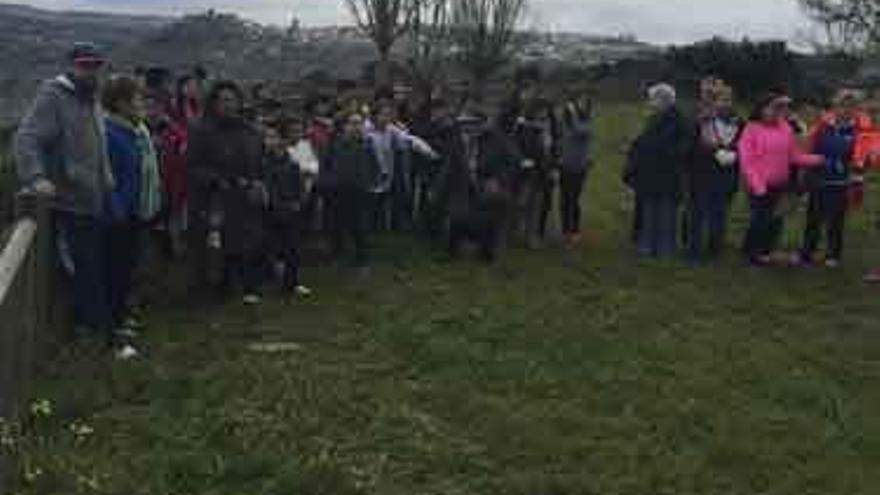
top-left (647, 83), bottom-right (677, 107)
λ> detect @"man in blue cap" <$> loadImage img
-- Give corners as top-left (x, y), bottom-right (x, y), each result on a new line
top-left (14, 42), bottom-right (138, 359)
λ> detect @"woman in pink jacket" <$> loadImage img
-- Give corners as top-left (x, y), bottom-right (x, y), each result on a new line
top-left (738, 94), bottom-right (824, 265)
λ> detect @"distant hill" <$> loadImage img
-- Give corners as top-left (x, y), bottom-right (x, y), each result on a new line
top-left (0, 4), bottom-right (658, 126)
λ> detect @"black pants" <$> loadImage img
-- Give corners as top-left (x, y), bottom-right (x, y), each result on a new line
top-left (802, 186), bottom-right (847, 261)
top-left (107, 222), bottom-right (144, 329)
top-left (332, 186), bottom-right (369, 266)
top-left (391, 183), bottom-right (414, 232)
top-left (267, 210), bottom-right (302, 290)
top-left (559, 171), bottom-right (586, 235)
top-left (224, 251), bottom-right (262, 295)
top-left (743, 190), bottom-right (784, 260)
top-left (448, 209), bottom-right (501, 262)
top-left (539, 173), bottom-right (554, 238)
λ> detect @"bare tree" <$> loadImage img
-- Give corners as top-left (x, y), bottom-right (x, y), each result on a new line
top-left (408, 0), bottom-right (454, 99)
top-left (345, 0), bottom-right (415, 86)
top-left (450, 0), bottom-right (528, 99)
top-left (800, 0), bottom-right (880, 52)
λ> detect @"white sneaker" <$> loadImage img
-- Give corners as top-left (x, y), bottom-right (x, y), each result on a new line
top-left (294, 285), bottom-right (313, 297)
top-left (243, 294), bottom-right (262, 305)
top-left (825, 258), bottom-right (841, 269)
top-left (114, 345), bottom-right (140, 361)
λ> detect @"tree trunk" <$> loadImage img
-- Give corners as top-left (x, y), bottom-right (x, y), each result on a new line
top-left (375, 53), bottom-right (393, 89)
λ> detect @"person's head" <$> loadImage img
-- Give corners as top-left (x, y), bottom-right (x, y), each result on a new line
top-left (700, 76), bottom-right (720, 104)
top-left (206, 81), bottom-right (245, 121)
top-left (750, 93), bottom-right (791, 123)
top-left (647, 83), bottom-right (676, 111)
top-left (263, 122), bottom-right (285, 153)
top-left (375, 101), bottom-right (396, 129)
top-left (102, 75), bottom-right (144, 122)
top-left (307, 94), bottom-right (334, 119)
top-left (285, 118), bottom-right (305, 143)
top-left (144, 90), bottom-right (168, 124)
top-left (430, 98), bottom-right (450, 122)
top-left (832, 88), bottom-right (863, 120)
top-left (145, 67), bottom-right (172, 94)
top-left (68, 42), bottom-right (107, 91)
top-left (177, 75), bottom-right (200, 100)
top-left (341, 111), bottom-right (365, 139)
top-left (714, 85), bottom-right (735, 115)
top-left (194, 65), bottom-right (208, 83)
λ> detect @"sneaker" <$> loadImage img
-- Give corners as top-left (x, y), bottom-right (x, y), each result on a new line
top-left (114, 344), bottom-right (140, 361)
top-left (825, 258), bottom-right (840, 269)
top-left (294, 285), bottom-right (313, 297)
top-left (243, 294), bottom-right (262, 305)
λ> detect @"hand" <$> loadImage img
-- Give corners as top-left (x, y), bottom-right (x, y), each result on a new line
top-left (31, 178), bottom-right (56, 196)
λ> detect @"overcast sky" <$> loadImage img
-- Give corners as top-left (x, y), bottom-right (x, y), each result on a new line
top-left (9, 0), bottom-right (812, 45)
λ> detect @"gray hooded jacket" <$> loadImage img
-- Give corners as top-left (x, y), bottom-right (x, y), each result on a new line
top-left (14, 75), bottom-right (113, 216)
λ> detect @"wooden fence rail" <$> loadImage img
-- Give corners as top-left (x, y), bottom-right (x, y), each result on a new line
top-left (0, 193), bottom-right (62, 491)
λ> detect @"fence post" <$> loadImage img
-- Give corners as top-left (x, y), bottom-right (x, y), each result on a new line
top-left (0, 191), bottom-right (53, 492)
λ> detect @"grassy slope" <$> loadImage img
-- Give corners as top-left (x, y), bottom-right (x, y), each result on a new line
top-left (8, 103), bottom-right (880, 494)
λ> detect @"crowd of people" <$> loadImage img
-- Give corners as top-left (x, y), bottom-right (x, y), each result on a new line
top-left (627, 77), bottom-right (880, 269)
top-left (10, 42), bottom-right (880, 359)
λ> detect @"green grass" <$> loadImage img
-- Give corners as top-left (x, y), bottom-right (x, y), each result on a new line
top-left (5, 103), bottom-right (880, 494)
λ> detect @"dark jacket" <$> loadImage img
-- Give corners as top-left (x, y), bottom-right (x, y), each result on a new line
top-left (560, 119), bottom-right (593, 174)
top-left (187, 116), bottom-right (264, 254)
top-left (263, 150), bottom-right (303, 211)
top-left (322, 134), bottom-right (381, 191)
top-left (14, 75), bottom-right (114, 216)
top-left (687, 113), bottom-right (743, 194)
top-left (626, 106), bottom-right (691, 199)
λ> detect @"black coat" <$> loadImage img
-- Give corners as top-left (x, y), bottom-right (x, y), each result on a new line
top-left (263, 150), bottom-right (303, 210)
top-left (626, 106), bottom-right (691, 199)
top-left (187, 117), bottom-right (265, 255)
top-left (686, 114), bottom-right (743, 195)
top-left (443, 126), bottom-right (521, 222)
top-left (322, 135), bottom-right (381, 191)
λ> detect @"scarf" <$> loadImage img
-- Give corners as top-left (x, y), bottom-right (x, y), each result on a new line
top-left (135, 121), bottom-right (163, 220)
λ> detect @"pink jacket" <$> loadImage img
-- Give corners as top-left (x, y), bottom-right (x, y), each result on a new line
top-left (737, 120), bottom-right (823, 196)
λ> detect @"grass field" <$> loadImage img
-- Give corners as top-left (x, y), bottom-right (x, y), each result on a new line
top-left (4, 103), bottom-right (880, 494)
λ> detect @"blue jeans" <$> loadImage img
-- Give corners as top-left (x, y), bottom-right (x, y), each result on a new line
top-left (637, 195), bottom-right (679, 257)
top-left (687, 187), bottom-right (733, 260)
top-left (55, 212), bottom-right (114, 339)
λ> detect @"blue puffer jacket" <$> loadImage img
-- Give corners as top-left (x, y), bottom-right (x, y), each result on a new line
top-left (104, 116), bottom-right (142, 221)
top-left (812, 121), bottom-right (856, 187)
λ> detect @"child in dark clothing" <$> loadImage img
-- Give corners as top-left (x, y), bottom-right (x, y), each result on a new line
top-left (323, 111), bottom-right (382, 269)
top-left (800, 90), bottom-right (873, 267)
top-left (263, 122), bottom-right (312, 297)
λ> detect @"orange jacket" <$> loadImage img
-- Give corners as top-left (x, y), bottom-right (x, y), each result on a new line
top-left (808, 111), bottom-right (876, 170)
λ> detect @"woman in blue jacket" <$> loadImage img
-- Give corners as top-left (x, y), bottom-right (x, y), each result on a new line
top-left (102, 75), bottom-right (163, 359)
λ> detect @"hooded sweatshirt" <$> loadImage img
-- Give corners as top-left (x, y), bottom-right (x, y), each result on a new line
top-left (807, 111), bottom-right (873, 187)
top-left (14, 75), bottom-right (114, 216)
top-left (737, 119), bottom-right (823, 196)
